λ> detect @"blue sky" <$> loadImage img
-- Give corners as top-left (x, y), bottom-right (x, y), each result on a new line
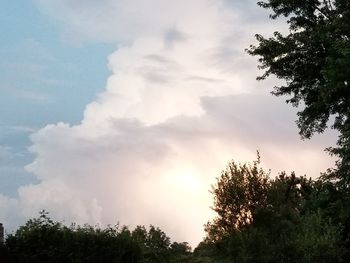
top-left (0, 1), bottom-right (114, 196)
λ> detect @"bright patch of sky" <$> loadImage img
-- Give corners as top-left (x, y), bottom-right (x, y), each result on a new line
top-left (0, 1), bottom-right (114, 196)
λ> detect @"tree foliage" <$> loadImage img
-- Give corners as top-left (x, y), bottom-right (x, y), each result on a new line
top-left (204, 158), bottom-right (345, 262)
top-left (5, 211), bottom-right (142, 263)
top-left (131, 225), bottom-right (190, 263)
top-left (245, 0), bottom-right (350, 260)
top-left (205, 156), bottom-right (270, 241)
top-left (247, 0), bottom-right (350, 178)
top-left (3, 211), bottom-right (193, 263)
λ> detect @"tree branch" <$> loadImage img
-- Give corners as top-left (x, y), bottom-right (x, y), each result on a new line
top-left (314, 4), bottom-right (331, 20)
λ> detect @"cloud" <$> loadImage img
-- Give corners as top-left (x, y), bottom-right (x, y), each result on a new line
top-left (8, 94), bottom-right (333, 245)
top-left (33, 0), bottom-right (282, 44)
top-left (34, 0), bottom-right (224, 43)
top-left (0, 125), bottom-right (36, 135)
top-left (0, 0), bottom-right (336, 246)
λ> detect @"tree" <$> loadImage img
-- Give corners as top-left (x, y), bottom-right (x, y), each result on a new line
top-left (0, 244), bottom-right (16, 263)
top-left (247, 0), bottom-right (350, 180)
top-left (204, 158), bottom-right (344, 262)
top-left (5, 212), bottom-right (194, 263)
top-left (5, 211), bottom-right (142, 263)
top-left (169, 242), bottom-right (192, 263)
top-left (131, 225), bottom-right (192, 263)
top-left (131, 225), bottom-right (171, 263)
top-left (204, 156), bottom-right (270, 242)
top-left (293, 211), bottom-right (344, 262)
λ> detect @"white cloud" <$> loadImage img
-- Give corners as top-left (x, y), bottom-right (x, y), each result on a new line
top-left (0, 0), bottom-right (336, 246)
top-left (15, 94), bottom-right (334, 245)
top-left (34, 0), bottom-right (231, 43)
top-left (0, 125), bottom-right (36, 135)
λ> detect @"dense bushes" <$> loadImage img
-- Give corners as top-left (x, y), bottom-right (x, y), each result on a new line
top-left (3, 211), bottom-right (193, 263)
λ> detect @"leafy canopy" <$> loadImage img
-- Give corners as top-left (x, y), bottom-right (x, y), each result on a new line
top-left (204, 157), bottom-right (345, 262)
top-left (247, 0), bottom-right (350, 177)
top-left (4, 211), bottom-right (192, 263)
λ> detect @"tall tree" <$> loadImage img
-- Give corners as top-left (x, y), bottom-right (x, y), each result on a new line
top-left (204, 158), bottom-right (344, 262)
top-left (247, 0), bottom-right (350, 181)
top-left (205, 156), bottom-right (270, 242)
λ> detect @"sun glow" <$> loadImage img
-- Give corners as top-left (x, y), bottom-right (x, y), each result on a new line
top-left (163, 167), bottom-right (202, 193)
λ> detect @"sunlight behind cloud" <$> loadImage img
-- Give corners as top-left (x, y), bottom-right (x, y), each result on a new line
top-left (164, 167), bottom-right (202, 193)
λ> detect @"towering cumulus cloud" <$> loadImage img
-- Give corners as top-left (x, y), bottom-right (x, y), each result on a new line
top-left (0, 0), bottom-right (335, 245)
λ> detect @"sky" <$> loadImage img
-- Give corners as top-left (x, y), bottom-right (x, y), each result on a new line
top-left (0, 0), bottom-right (337, 246)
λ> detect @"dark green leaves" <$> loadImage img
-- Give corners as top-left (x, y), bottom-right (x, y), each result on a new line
top-left (204, 158), bottom-right (345, 262)
top-left (248, 0), bottom-right (350, 180)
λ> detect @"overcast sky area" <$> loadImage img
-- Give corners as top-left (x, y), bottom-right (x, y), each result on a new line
top-left (0, 0), bottom-right (338, 246)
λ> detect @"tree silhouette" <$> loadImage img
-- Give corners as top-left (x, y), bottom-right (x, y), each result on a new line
top-left (247, 0), bottom-right (350, 180)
